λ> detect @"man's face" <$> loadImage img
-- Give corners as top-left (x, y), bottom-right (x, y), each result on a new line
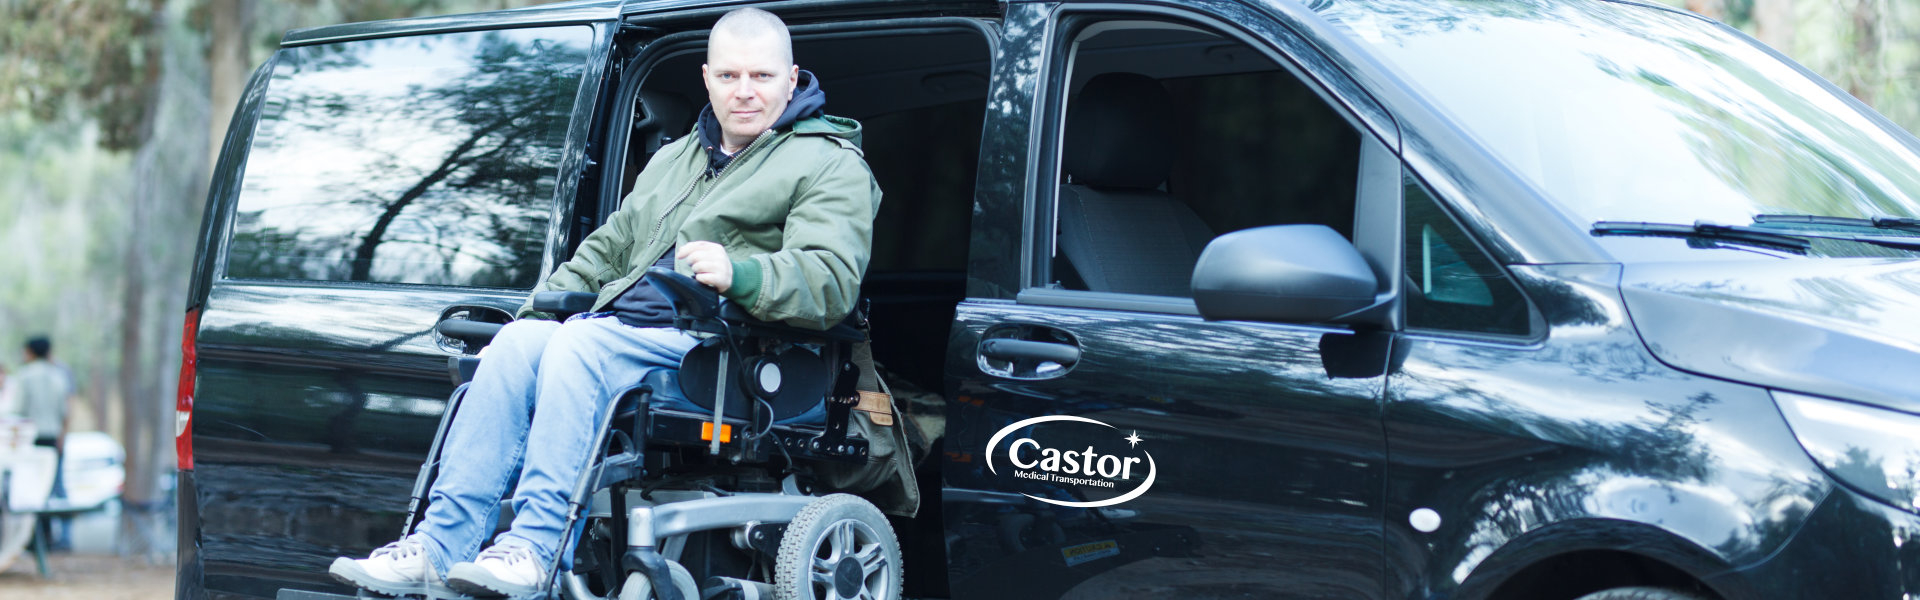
top-left (703, 29), bottom-right (798, 151)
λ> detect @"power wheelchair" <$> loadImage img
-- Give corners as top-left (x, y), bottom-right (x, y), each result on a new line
top-left (414, 267), bottom-right (905, 600)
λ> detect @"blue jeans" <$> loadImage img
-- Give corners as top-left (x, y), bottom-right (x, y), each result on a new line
top-left (415, 315), bottom-right (701, 575)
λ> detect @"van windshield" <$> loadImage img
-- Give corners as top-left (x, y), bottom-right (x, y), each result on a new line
top-left (1320, 0), bottom-right (1920, 259)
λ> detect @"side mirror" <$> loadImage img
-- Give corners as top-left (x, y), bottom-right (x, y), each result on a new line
top-left (1192, 224), bottom-right (1379, 323)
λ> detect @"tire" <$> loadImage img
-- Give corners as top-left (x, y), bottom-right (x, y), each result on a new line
top-left (773, 494), bottom-right (903, 600)
top-left (615, 560), bottom-right (697, 600)
top-left (1573, 587), bottom-right (1709, 600)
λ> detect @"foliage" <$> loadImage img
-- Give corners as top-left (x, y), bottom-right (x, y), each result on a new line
top-left (0, 0), bottom-right (542, 557)
top-left (1660, 0), bottom-right (1920, 134)
top-left (0, 0), bottom-right (166, 152)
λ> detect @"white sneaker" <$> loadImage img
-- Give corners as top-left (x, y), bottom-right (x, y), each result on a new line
top-left (328, 534), bottom-right (455, 597)
top-left (447, 542), bottom-right (549, 598)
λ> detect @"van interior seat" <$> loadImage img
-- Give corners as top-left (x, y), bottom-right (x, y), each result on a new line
top-left (1058, 72), bottom-right (1215, 297)
top-left (620, 91), bottom-right (696, 200)
top-left (636, 90), bottom-right (695, 149)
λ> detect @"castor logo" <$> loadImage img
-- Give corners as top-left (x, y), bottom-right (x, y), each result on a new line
top-left (986, 415), bottom-right (1157, 508)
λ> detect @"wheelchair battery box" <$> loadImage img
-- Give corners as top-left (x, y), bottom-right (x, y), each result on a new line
top-left (647, 411), bottom-right (869, 463)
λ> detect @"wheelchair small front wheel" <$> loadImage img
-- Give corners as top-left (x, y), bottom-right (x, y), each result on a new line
top-left (615, 560), bottom-right (696, 600)
top-left (773, 494), bottom-right (902, 600)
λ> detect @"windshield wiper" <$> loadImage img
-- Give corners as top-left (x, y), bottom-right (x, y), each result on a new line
top-left (1753, 213), bottom-right (1920, 234)
top-left (1591, 221), bottom-right (1812, 254)
top-left (1593, 220), bottom-right (1920, 254)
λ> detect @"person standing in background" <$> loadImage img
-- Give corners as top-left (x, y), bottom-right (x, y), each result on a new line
top-left (12, 336), bottom-right (74, 551)
top-left (13, 337), bottom-right (71, 461)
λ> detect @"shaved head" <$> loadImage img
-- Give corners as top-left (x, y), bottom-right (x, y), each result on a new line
top-left (702, 7), bottom-right (800, 151)
top-left (709, 8), bottom-right (792, 67)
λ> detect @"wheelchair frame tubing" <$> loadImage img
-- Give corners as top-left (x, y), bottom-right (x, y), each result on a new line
top-left (404, 382), bottom-right (472, 537)
top-left (546, 382), bottom-right (659, 597)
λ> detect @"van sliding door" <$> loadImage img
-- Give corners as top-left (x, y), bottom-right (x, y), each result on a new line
top-left (189, 23), bottom-right (606, 598)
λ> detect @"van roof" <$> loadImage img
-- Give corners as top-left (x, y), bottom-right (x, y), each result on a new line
top-left (281, 0), bottom-right (997, 47)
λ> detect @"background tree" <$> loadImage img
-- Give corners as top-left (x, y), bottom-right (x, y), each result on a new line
top-left (0, 0), bottom-right (541, 560)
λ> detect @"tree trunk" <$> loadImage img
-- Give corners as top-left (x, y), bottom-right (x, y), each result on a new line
top-left (1847, 0), bottom-right (1881, 105)
top-left (117, 171), bottom-right (155, 558)
top-left (1752, 0), bottom-right (1797, 54)
top-left (1684, 0), bottom-right (1726, 21)
top-left (208, 0), bottom-right (254, 168)
top-left (116, 0), bottom-right (169, 560)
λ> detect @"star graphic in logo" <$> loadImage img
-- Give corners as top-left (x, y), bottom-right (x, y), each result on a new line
top-left (1124, 431), bottom-right (1143, 448)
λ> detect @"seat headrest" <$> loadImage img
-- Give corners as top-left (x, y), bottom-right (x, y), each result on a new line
top-left (636, 90), bottom-right (694, 140)
top-left (1064, 72), bottom-right (1175, 189)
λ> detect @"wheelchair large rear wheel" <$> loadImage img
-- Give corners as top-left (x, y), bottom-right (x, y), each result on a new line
top-left (773, 494), bottom-right (902, 600)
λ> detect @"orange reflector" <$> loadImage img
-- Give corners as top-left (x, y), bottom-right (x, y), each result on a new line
top-left (701, 422), bottom-right (733, 443)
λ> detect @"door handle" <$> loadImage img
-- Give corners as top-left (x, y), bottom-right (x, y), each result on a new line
top-left (979, 339), bottom-right (1081, 366)
top-left (977, 325), bottom-right (1081, 380)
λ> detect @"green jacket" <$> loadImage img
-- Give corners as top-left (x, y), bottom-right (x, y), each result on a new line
top-left (517, 115), bottom-right (880, 329)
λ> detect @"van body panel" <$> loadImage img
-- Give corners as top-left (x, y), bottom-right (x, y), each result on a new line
top-left (1384, 264), bottom-right (1831, 599)
top-left (187, 57), bottom-right (279, 313)
top-left (1707, 488), bottom-right (1920, 597)
top-left (191, 286), bottom-right (529, 595)
top-left (943, 301), bottom-right (1390, 599)
top-left (945, 1), bottom-right (1398, 596)
top-left (1622, 259), bottom-right (1920, 413)
top-left (962, 1), bottom-right (1050, 299)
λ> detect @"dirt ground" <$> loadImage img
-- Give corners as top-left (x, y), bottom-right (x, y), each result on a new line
top-left (0, 553), bottom-right (174, 600)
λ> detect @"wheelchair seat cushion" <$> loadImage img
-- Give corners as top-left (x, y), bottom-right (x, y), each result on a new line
top-left (638, 369), bottom-right (703, 414)
top-left (642, 368), bottom-right (827, 426)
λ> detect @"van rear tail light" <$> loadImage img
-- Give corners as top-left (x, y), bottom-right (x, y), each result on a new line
top-left (176, 307), bottom-right (200, 471)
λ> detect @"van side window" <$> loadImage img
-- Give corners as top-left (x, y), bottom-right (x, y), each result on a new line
top-left (1402, 174), bottom-right (1531, 336)
top-left (1045, 20), bottom-right (1361, 299)
top-left (226, 28), bottom-right (590, 288)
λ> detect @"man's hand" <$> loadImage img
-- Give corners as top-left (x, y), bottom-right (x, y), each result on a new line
top-left (678, 241), bottom-right (733, 293)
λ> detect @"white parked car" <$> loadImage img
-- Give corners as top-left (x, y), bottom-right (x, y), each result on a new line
top-left (0, 423), bottom-right (125, 571)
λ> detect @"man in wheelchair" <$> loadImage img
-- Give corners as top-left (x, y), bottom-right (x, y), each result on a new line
top-left (330, 8), bottom-right (896, 599)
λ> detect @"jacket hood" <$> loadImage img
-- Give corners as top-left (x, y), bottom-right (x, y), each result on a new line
top-left (697, 69), bottom-right (833, 167)
top-left (776, 69), bottom-right (825, 130)
top-left (1620, 259), bottom-right (1920, 413)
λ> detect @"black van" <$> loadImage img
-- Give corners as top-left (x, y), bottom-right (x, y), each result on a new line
top-left (176, 0), bottom-right (1920, 599)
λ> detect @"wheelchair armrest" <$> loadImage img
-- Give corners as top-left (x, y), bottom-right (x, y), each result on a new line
top-left (533, 291), bottom-right (597, 318)
top-left (436, 319), bottom-right (502, 344)
top-left (647, 265), bottom-right (864, 342)
top-left (716, 302), bottom-right (867, 343)
top-left (645, 266), bottom-right (720, 320)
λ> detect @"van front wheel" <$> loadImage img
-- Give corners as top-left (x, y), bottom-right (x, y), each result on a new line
top-left (1573, 586), bottom-right (1709, 600)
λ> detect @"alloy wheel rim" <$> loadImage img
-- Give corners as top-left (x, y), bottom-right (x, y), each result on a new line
top-left (807, 518), bottom-right (890, 600)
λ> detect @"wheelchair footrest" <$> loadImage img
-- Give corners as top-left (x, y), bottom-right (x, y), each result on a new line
top-left (596, 451), bottom-right (643, 490)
